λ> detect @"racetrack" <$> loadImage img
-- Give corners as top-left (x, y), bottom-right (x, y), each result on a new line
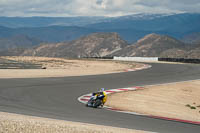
top-left (0, 63), bottom-right (200, 133)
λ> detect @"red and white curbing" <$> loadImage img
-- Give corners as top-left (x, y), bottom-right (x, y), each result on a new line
top-left (125, 64), bottom-right (151, 72)
top-left (78, 86), bottom-right (145, 117)
top-left (78, 64), bottom-right (151, 104)
top-left (78, 87), bottom-right (142, 104)
top-left (78, 86), bottom-right (200, 125)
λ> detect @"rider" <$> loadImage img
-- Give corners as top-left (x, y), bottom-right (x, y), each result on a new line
top-left (92, 88), bottom-right (107, 106)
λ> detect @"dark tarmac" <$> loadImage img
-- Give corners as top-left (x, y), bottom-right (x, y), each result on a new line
top-left (0, 63), bottom-right (200, 133)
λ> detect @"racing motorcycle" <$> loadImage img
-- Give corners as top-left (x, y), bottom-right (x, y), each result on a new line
top-left (86, 94), bottom-right (104, 108)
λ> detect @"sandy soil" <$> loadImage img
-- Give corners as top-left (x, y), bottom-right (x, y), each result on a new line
top-left (106, 80), bottom-right (200, 122)
top-left (0, 112), bottom-right (149, 133)
top-left (0, 56), bottom-right (144, 78)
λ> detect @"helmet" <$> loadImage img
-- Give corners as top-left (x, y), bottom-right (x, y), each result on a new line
top-left (100, 88), bottom-right (105, 92)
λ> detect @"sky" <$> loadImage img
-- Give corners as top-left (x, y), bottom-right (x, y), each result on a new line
top-left (0, 0), bottom-right (200, 17)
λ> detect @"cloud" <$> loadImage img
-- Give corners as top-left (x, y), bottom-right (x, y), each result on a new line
top-left (0, 0), bottom-right (199, 17)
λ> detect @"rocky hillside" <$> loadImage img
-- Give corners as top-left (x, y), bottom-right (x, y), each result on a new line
top-left (1, 32), bottom-right (200, 58)
top-left (187, 46), bottom-right (200, 58)
top-left (160, 43), bottom-right (200, 58)
top-left (21, 33), bottom-right (128, 58)
top-left (182, 32), bottom-right (200, 44)
top-left (112, 33), bottom-right (185, 57)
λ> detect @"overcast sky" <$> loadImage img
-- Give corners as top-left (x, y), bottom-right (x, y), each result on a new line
top-left (0, 0), bottom-right (200, 17)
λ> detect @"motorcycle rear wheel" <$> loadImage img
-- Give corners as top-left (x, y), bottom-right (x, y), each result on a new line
top-left (93, 99), bottom-right (102, 108)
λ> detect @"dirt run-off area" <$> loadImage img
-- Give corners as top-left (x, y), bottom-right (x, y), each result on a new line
top-left (106, 80), bottom-right (200, 122)
top-left (0, 56), bottom-right (144, 78)
top-left (0, 112), bottom-right (149, 133)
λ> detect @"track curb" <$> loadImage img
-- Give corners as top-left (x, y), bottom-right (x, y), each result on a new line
top-left (78, 87), bottom-right (200, 126)
top-left (124, 64), bottom-right (151, 72)
top-left (78, 64), bottom-right (151, 104)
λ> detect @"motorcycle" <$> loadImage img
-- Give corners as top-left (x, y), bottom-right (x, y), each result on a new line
top-left (86, 94), bottom-right (103, 108)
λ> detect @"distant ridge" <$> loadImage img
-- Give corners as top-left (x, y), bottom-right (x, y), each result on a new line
top-left (0, 13), bottom-right (200, 43)
top-left (0, 35), bottom-right (41, 51)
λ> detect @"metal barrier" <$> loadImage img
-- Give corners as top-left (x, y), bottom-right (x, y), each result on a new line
top-left (113, 57), bottom-right (158, 62)
top-left (158, 58), bottom-right (200, 64)
top-left (83, 56), bottom-right (200, 64)
top-left (83, 57), bottom-right (114, 59)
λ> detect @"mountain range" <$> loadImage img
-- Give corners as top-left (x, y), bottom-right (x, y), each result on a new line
top-left (0, 13), bottom-right (200, 43)
top-left (3, 32), bottom-right (198, 59)
top-left (0, 35), bottom-right (41, 50)
top-left (0, 14), bottom-right (175, 28)
top-left (0, 13), bottom-right (200, 58)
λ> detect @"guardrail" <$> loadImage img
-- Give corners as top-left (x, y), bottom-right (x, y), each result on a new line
top-left (83, 57), bottom-right (114, 59)
top-left (158, 58), bottom-right (200, 64)
top-left (83, 56), bottom-right (200, 64)
top-left (113, 57), bottom-right (158, 62)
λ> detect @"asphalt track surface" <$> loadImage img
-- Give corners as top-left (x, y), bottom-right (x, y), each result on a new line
top-left (0, 63), bottom-right (200, 133)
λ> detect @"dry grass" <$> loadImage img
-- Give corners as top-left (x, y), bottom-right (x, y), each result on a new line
top-left (106, 80), bottom-right (200, 122)
top-left (0, 112), bottom-right (148, 133)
